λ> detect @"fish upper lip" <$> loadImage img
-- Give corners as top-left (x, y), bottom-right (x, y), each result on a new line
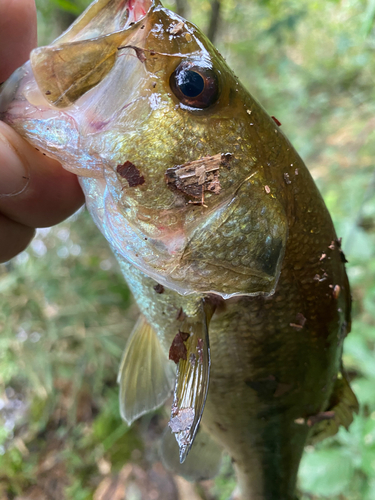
top-left (54, 0), bottom-right (157, 44)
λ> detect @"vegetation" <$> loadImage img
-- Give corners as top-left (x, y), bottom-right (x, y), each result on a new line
top-left (1, 0), bottom-right (375, 498)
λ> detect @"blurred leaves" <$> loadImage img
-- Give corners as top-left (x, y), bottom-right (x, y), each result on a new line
top-left (299, 448), bottom-right (355, 496)
top-left (51, 0), bottom-right (82, 15)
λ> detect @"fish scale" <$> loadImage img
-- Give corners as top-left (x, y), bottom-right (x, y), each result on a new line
top-left (0, 0), bottom-right (358, 498)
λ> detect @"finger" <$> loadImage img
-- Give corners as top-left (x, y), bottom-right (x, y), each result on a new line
top-left (0, 212), bottom-right (35, 263)
top-left (0, 122), bottom-right (85, 228)
top-left (0, 0), bottom-right (37, 82)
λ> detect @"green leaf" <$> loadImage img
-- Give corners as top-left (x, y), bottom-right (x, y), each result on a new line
top-left (51, 0), bottom-right (81, 15)
top-left (0, 274), bottom-right (18, 293)
top-left (299, 448), bottom-right (355, 496)
top-left (351, 378), bottom-right (375, 407)
top-left (365, 478), bottom-right (375, 500)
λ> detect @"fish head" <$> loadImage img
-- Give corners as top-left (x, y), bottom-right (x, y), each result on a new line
top-left (0, 0), bottom-right (288, 299)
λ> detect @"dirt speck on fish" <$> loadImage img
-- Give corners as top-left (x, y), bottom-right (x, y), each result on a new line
top-left (169, 330), bottom-right (190, 363)
top-left (0, 0), bottom-right (358, 498)
top-left (117, 160), bottom-right (145, 187)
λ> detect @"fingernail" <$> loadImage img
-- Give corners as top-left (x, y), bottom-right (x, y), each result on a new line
top-left (0, 130), bottom-right (29, 195)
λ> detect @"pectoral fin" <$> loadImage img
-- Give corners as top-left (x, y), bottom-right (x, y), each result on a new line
top-left (168, 300), bottom-right (213, 463)
top-left (118, 315), bottom-right (175, 425)
top-left (160, 426), bottom-right (223, 481)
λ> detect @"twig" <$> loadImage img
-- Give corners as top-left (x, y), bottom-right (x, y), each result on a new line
top-left (207, 0), bottom-right (221, 43)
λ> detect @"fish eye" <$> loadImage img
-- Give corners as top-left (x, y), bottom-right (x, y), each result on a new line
top-left (170, 61), bottom-right (219, 109)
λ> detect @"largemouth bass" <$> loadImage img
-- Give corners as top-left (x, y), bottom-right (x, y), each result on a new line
top-left (0, 1), bottom-right (358, 498)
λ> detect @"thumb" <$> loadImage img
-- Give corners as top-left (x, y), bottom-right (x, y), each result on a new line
top-left (0, 0), bottom-right (37, 82)
top-left (0, 121), bottom-right (85, 228)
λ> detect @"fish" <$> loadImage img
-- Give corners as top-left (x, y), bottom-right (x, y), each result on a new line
top-left (0, 0), bottom-right (359, 498)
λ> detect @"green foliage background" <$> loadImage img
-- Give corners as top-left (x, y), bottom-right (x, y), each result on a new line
top-left (1, 0), bottom-right (375, 498)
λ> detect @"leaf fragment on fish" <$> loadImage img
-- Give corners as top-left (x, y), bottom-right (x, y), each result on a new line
top-left (165, 152), bottom-right (233, 198)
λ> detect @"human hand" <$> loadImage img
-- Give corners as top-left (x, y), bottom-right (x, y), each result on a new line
top-left (0, 0), bottom-right (85, 263)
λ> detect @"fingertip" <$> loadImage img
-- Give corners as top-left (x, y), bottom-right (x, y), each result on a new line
top-left (0, 121), bottom-right (85, 228)
top-left (0, 213), bottom-right (35, 263)
top-left (0, 0), bottom-right (37, 82)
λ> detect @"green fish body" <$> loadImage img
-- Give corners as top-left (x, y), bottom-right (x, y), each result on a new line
top-left (0, 1), bottom-right (358, 498)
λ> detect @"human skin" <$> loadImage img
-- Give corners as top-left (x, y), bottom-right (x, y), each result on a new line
top-left (0, 0), bottom-right (84, 263)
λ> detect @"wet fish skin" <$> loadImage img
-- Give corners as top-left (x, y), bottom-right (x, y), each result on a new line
top-left (0, 1), bottom-right (356, 498)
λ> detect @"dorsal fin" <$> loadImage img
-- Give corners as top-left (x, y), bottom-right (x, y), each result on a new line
top-left (118, 315), bottom-right (175, 425)
top-left (160, 426), bottom-right (223, 481)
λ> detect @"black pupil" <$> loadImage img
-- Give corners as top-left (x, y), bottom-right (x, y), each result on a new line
top-left (177, 70), bottom-right (205, 98)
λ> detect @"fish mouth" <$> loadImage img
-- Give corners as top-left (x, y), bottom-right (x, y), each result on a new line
top-left (29, 0), bottom-right (158, 109)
